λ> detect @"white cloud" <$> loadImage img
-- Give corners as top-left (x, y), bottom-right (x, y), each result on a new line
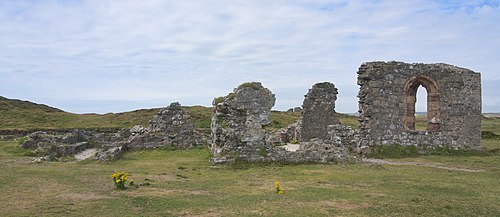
top-left (0, 0), bottom-right (499, 113)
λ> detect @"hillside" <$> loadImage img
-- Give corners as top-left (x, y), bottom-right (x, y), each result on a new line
top-left (0, 96), bottom-right (63, 113)
top-left (0, 97), bottom-right (304, 131)
top-left (3, 96), bottom-right (499, 135)
top-left (0, 96), bottom-right (159, 130)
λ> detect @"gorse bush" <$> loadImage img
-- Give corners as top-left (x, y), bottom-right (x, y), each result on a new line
top-left (111, 172), bottom-right (128, 190)
top-left (275, 181), bottom-right (284, 194)
top-left (481, 131), bottom-right (500, 139)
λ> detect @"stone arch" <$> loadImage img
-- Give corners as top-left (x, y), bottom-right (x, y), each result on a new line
top-left (403, 75), bottom-right (440, 131)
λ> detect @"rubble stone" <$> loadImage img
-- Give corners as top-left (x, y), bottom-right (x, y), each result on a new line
top-left (94, 146), bottom-right (125, 161)
top-left (19, 102), bottom-right (205, 161)
top-left (125, 102), bottom-right (205, 150)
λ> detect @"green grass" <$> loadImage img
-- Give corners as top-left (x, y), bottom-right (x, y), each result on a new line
top-left (1, 96), bottom-right (363, 132)
top-left (2, 97), bottom-right (500, 215)
top-left (183, 106), bottom-right (213, 129)
top-left (0, 106), bottom-right (158, 131)
top-left (367, 143), bottom-right (500, 159)
top-left (266, 111), bottom-right (301, 131)
top-left (482, 116), bottom-right (500, 135)
top-left (338, 113), bottom-right (359, 129)
top-left (0, 96), bottom-right (300, 132)
top-left (1, 138), bottom-right (499, 216)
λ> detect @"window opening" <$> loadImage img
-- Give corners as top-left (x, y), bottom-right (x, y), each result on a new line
top-left (415, 86), bottom-right (427, 130)
top-left (404, 76), bottom-right (440, 131)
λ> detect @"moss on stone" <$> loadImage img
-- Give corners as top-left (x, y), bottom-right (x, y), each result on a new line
top-left (237, 82), bottom-right (263, 90)
top-left (213, 96), bottom-right (225, 105)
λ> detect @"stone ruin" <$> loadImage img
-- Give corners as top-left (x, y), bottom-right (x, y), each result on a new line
top-left (210, 82), bottom-right (354, 164)
top-left (301, 82), bottom-right (341, 141)
top-left (357, 62), bottom-right (482, 150)
top-left (20, 129), bottom-right (129, 161)
top-left (126, 102), bottom-right (205, 150)
top-left (19, 61), bottom-right (483, 163)
top-left (209, 61), bottom-right (482, 164)
top-left (20, 102), bottom-right (206, 161)
top-left (210, 82), bottom-right (276, 163)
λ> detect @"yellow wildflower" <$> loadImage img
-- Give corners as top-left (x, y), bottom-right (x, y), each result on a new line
top-left (275, 181), bottom-right (284, 194)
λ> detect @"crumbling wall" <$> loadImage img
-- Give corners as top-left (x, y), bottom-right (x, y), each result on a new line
top-left (126, 102), bottom-right (205, 149)
top-left (210, 82), bottom-right (354, 164)
top-left (357, 61), bottom-right (481, 149)
top-left (20, 102), bottom-right (206, 161)
top-left (301, 82), bottom-right (340, 141)
top-left (20, 129), bottom-right (129, 161)
top-left (266, 121), bottom-right (301, 146)
top-left (210, 82), bottom-right (276, 163)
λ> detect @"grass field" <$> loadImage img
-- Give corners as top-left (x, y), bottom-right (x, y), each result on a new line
top-left (1, 97), bottom-right (500, 216)
top-left (1, 137), bottom-right (499, 216)
top-left (0, 95), bottom-right (354, 133)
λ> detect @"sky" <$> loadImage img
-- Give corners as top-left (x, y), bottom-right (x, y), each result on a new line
top-left (0, 0), bottom-right (499, 114)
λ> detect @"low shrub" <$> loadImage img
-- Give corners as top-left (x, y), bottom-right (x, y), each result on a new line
top-left (481, 131), bottom-right (500, 139)
top-left (275, 181), bottom-right (284, 194)
top-left (111, 172), bottom-right (128, 190)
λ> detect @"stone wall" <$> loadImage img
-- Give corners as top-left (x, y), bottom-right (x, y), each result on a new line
top-left (20, 102), bottom-right (206, 161)
top-left (20, 129), bottom-right (129, 161)
top-left (126, 102), bottom-right (205, 150)
top-left (210, 82), bottom-right (276, 163)
top-left (210, 82), bottom-right (354, 164)
top-left (301, 82), bottom-right (340, 141)
top-left (357, 61), bottom-right (482, 149)
top-left (266, 121), bottom-right (301, 146)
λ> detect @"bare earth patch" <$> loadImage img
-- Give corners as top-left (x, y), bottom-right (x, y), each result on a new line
top-left (122, 187), bottom-right (212, 197)
top-left (74, 148), bottom-right (98, 161)
top-left (176, 208), bottom-right (222, 217)
top-left (58, 192), bottom-right (114, 202)
top-left (296, 200), bottom-right (369, 216)
top-left (277, 143), bottom-right (300, 152)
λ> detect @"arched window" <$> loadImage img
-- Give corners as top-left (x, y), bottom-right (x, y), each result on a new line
top-left (404, 76), bottom-right (440, 131)
top-left (415, 86), bottom-right (426, 130)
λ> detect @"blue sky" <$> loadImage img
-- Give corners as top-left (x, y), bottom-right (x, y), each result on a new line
top-left (0, 0), bottom-right (499, 113)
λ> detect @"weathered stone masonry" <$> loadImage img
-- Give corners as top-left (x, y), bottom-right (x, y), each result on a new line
top-left (210, 82), bottom-right (353, 164)
top-left (126, 102), bottom-right (205, 150)
top-left (357, 61), bottom-right (481, 149)
top-left (210, 82), bottom-right (276, 163)
top-left (20, 102), bottom-right (206, 161)
top-left (20, 61), bottom-right (482, 163)
top-left (301, 82), bottom-right (340, 141)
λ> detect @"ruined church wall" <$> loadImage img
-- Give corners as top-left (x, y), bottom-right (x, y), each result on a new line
top-left (357, 61), bottom-right (481, 149)
top-left (210, 82), bottom-right (276, 163)
top-left (210, 82), bottom-right (353, 164)
top-left (301, 82), bottom-right (340, 141)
